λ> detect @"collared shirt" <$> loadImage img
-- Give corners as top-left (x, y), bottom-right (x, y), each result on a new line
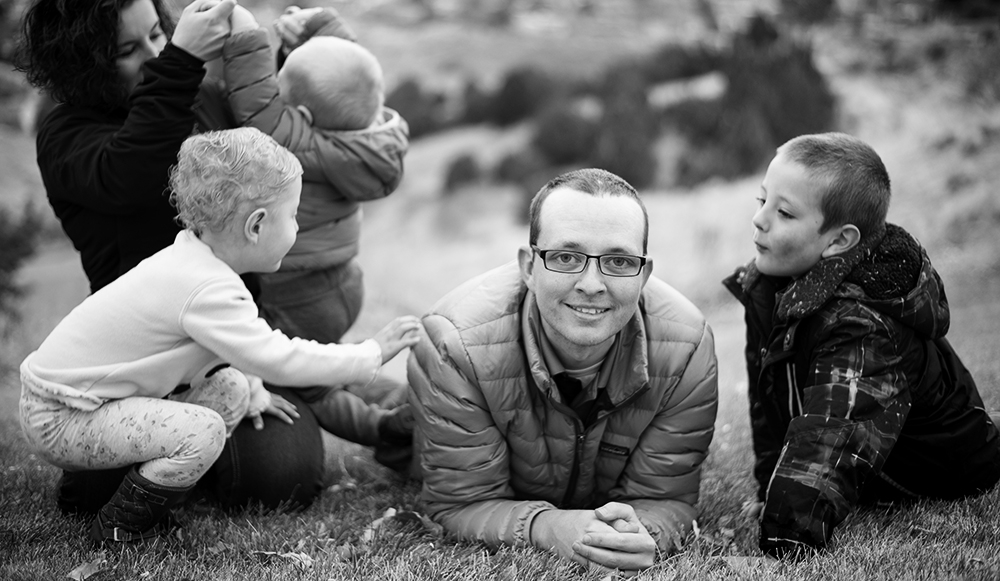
top-left (536, 329), bottom-right (619, 426)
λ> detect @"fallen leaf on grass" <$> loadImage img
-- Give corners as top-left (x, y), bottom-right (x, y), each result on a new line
top-left (360, 507), bottom-right (397, 544)
top-left (252, 551), bottom-right (314, 570)
top-left (67, 554), bottom-right (107, 580)
top-left (393, 510), bottom-right (445, 538)
top-left (359, 508), bottom-right (444, 545)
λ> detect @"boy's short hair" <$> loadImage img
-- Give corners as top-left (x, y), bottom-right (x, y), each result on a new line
top-left (169, 127), bottom-right (302, 235)
top-left (279, 37), bottom-right (384, 131)
top-left (778, 132), bottom-right (891, 240)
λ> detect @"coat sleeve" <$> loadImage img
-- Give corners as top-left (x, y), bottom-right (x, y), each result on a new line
top-left (36, 44), bottom-right (205, 215)
top-left (222, 29), bottom-right (408, 202)
top-left (615, 321), bottom-right (718, 554)
top-left (759, 306), bottom-right (912, 556)
top-left (407, 314), bottom-right (553, 548)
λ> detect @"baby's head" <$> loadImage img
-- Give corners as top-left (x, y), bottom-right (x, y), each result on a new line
top-left (278, 36), bottom-right (384, 131)
top-left (753, 132), bottom-right (891, 278)
top-left (169, 127), bottom-right (303, 274)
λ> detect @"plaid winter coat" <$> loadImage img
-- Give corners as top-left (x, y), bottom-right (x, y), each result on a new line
top-left (723, 223), bottom-right (1000, 556)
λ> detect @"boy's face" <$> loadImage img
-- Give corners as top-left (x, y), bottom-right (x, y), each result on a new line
top-left (753, 153), bottom-right (841, 278)
top-left (247, 178), bottom-right (301, 273)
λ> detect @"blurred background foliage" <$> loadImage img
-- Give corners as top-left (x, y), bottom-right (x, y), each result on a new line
top-left (1, 0), bottom-right (999, 215)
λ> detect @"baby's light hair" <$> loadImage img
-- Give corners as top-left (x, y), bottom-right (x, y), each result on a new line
top-left (169, 127), bottom-right (302, 235)
top-left (778, 132), bottom-right (891, 240)
top-left (279, 37), bottom-right (384, 130)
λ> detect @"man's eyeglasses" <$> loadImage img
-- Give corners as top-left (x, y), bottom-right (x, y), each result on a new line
top-left (532, 246), bottom-right (647, 277)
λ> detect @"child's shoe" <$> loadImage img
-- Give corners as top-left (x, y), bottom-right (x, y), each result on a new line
top-left (89, 467), bottom-right (192, 543)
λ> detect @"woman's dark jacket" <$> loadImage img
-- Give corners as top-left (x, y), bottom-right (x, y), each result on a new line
top-left (723, 223), bottom-right (1000, 556)
top-left (35, 44), bottom-right (233, 293)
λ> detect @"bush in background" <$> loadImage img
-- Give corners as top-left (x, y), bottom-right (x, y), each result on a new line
top-left (530, 99), bottom-right (599, 165)
top-left (489, 66), bottom-right (562, 127)
top-left (779, 0), bottom-right (836, 24)
top-left (0, 203), bottom-right (43, 331)
top-left (673, 14), bottom-right (836, 186)
top-left (385, 77), bottom-right (448, 139)
top-left (589, 66), bottom-right (658, 190)
top-left (443, 153), bottom-right (481, 193)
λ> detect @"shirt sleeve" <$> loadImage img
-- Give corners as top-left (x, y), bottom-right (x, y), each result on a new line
top-left (180, 275), bottom-right (382, 388)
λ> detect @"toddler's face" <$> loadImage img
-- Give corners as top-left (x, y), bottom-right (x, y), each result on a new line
top-left (246, 178), bottom-right (301, 273)
top-left (752, 153), bottom-right (840, 278)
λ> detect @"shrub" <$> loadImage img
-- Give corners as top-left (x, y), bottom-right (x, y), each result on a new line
top-left (0, 203), bottom-right (43, 331)
top-left (490, 66), bottom-right (561, 127)
top-left (589, 67), bottom-right (658, 190)
top-left (494, 146), bottom-right (551, 185)
top-left (459, 78), bottom-right (494, 125)
top-left (640, 43), bottom-right (723, 84)
top-left (530, 100), bottom-right (599, 165)
top-left (673, 14), bottom-right (836, 186)
top-left (443, 154), bottom-right (481, 193)
top-left (385, 77), bottom-right (446, 139)
top-left (779, 0), bottom-right (836, 24)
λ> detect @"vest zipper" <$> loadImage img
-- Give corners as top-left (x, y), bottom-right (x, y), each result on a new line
top-left (561, 423), bottom-right (587, 507)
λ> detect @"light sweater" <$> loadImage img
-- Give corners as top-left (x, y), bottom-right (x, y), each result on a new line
top-left (21, 230), bottom-right (381, 411)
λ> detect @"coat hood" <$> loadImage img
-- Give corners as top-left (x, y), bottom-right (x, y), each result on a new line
top-left (736, 224), bottom-right (950, 339)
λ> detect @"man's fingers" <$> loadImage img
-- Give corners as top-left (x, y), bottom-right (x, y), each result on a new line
top-left (251, 412), bottom-right (264, 430)
top-left (580, 532), bottom-right (654, 553)
top-left (610, 518), bottom-right (639, 534)
top-left (573, 539), bottom-right (654, 572)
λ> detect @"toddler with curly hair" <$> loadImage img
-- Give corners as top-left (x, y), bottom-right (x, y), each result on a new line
top-left (18, 127), bottom-right (420, 544)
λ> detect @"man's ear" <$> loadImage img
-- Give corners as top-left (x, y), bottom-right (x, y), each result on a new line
top-left (640, 257), bottom-right (654, 287)
top-left (821, 224), bottom-right (861, 258)
top-left (517, 245), bottom-right (535, 290)
top-left (244, 208), bottom-right (267, 243)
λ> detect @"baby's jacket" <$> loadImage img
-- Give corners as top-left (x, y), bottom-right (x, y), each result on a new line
top-left (220, 16), bottom-right (409, 272)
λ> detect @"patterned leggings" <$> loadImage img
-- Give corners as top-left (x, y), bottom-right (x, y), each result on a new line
top-left (19, 368), bottom-right (250, 488)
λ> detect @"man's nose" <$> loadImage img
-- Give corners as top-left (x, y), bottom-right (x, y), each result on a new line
top-left (574, 257), bottom-right (607, 293)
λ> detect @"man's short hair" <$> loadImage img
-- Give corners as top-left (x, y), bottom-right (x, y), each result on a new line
top-left (779, 132), bottom-right (891, 240)
top-left (169, 127), bottom-right (302, 235)
top-left (528, 168), bottom-right (649, 254)
top-left (279, 37), bottom-right (384, 130)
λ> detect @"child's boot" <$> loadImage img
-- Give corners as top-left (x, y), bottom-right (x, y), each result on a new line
top-left (89, 467), bottom-right (192, 543)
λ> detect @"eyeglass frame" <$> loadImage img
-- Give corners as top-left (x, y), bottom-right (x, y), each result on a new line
top-left (531, 246), bottom-right (648, 277)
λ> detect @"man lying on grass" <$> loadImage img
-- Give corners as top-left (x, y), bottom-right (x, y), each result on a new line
top-left (408, 168), bottom-right (719, 575)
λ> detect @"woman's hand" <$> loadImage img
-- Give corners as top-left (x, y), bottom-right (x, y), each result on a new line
top-left (273, 6), bottom-right (325, 50)
top-left (172, 0), bottom-right (237, 62)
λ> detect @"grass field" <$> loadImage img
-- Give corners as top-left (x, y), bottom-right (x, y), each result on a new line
top-left (2, 2), bottom-right (1000, 579)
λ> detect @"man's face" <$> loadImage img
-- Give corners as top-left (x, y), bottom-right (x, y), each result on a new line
top-left (518, 187), bottom-right (651, 368)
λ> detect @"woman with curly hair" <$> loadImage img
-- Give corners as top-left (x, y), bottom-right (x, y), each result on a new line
top-left (14, 0), bottom-right (328, 528)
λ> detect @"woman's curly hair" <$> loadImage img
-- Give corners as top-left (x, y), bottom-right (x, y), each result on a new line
top-left (169, 127), bottom-right (303, 236)
top-left (14, 0), bottom-right (176, 109)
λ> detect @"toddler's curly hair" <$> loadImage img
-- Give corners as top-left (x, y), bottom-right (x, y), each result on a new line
top-left (169, 127), bottom-right (302, 235)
